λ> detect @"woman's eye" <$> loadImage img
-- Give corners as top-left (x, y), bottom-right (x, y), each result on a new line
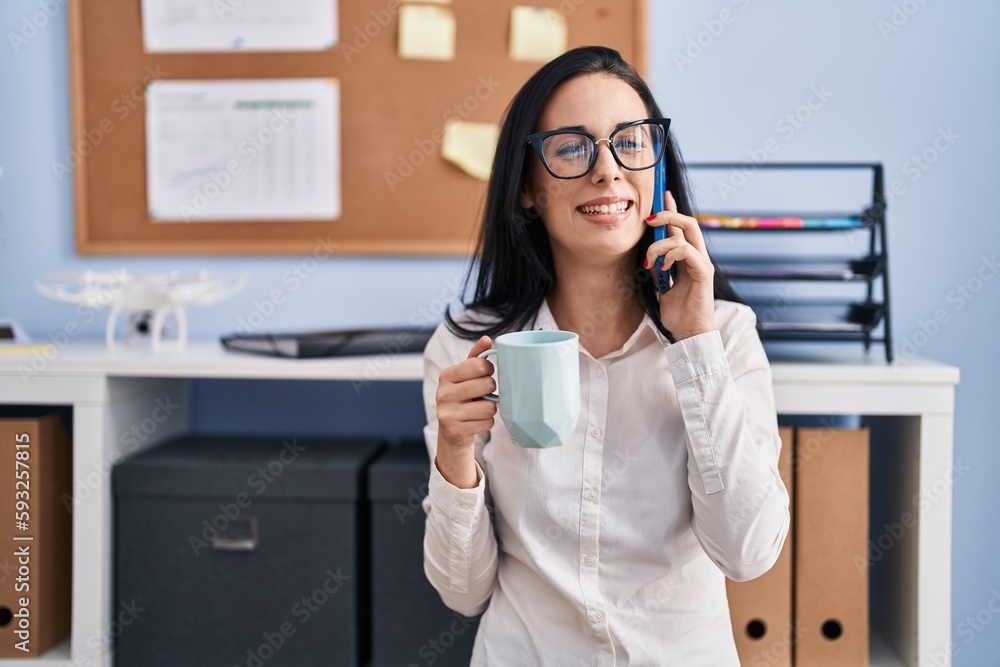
top-left (553, 140), bottom-right (589, 159)
top-left (615, 137), bottom-right (642, 153)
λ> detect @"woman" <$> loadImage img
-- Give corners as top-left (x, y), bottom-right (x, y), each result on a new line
top-left (421, 46), bottom-right (789, 666)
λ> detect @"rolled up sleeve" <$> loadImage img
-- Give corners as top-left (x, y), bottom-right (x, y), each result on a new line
top-left (664, 304), bottom-right (790, 582)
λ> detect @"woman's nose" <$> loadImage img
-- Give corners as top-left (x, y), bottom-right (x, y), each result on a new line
top-left (590, 140), bottom-right (623, 183)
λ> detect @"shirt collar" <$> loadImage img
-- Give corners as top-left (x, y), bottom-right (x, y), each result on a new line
top-left (533, 297), bottom-right (668, 360)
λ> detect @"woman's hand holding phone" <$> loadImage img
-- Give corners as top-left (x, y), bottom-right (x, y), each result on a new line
top-left (644, 191), bottom-right (716, 341)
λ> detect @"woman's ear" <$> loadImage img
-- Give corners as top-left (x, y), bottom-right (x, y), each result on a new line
top-left (520, 181), bottom-right (536, 210)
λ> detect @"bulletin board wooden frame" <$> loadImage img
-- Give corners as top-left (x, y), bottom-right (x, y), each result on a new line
top-left (69, 0), bottom-right (647, 256)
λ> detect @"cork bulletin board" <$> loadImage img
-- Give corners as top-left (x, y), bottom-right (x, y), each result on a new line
top-left (69, 0), bottom-right (647, 255)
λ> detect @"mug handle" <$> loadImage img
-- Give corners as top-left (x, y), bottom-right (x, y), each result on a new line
top-left (477, 348), bottom-right (500, 403)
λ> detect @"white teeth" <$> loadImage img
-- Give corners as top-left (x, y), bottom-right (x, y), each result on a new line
top-left (580, 201), bottom-right (629, 214)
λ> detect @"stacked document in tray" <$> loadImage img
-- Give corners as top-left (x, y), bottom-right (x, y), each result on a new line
top-left (716, 256), bottom-right (883, 281)
top-left (747, 301), bottom-right (883, 334)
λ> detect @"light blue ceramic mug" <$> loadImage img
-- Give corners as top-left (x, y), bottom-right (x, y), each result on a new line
top-left (478, 330), bottom-right (581, 448)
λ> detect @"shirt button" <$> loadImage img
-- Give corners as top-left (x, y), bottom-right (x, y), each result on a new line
top-left (584, 490), bottom-right (596, 501)
top-left (590, 428), bottom-right (601, 438)
top-left (585, 555), bottom-right (596, 566)
top-left (676, 356), bottom-right (688, 367)
top-left (594, 367), bottom-right (605, 378)
top-left (594, 612), bottom-right (603, 622)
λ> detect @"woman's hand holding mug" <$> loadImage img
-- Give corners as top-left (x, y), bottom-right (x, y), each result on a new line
top-left (434, 335), bottom-right (497, 488)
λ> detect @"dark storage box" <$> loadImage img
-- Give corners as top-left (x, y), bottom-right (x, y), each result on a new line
top-left (114, 435), bottom-right (384, 667)
top-left (368, 441), bottom-right (480, 666)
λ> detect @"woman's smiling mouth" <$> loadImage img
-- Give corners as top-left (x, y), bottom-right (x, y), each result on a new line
top-left (576, 197), bottom-right (634, 223)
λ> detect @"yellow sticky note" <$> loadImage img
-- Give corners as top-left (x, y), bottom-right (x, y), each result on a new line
top-left (509, 6), bottom-right (567, 63)
top-left (0, 344), bottom-right (55, 356)
top-left (398, 5), bottom-right (456, 61)
top-left (442, 120), bottom-right (499, 181)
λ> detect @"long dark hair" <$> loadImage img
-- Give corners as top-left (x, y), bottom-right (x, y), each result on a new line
top-left (445, 46), bottom-right (745, 343)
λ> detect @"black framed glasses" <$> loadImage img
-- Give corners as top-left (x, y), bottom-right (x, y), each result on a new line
top-left (527, 118), bottom-right (671, 179)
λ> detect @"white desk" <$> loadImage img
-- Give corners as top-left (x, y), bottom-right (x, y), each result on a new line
top-left (0, 342), bottom-right (959, 667)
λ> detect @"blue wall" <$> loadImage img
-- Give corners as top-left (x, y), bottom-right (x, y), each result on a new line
top-left (2, 1), bottom-right (999, 664)
top-left (649, 2), bottom-right (1000, 665)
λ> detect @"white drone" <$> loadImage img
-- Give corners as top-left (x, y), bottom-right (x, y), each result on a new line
top-left (35, 269), bottom-right (246, 350)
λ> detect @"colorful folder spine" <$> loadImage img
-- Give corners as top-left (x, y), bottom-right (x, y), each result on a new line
top-left (696, 214), bottom-right (863, 229)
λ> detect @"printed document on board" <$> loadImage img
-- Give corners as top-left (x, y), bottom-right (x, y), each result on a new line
top-left (145, 79), bottom-right (340, 222)
top-left (141, 0), bottom-right (337, 52)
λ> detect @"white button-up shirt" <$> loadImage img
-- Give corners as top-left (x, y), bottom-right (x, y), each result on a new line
top-left (422, 298), bottom-right (790, 666)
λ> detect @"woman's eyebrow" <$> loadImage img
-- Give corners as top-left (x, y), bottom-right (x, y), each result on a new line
top-left (550, 120), bottom-right (641, 133)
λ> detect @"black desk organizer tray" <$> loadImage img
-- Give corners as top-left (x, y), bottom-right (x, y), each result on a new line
top-left (687, 162), bottom-right (893, 361)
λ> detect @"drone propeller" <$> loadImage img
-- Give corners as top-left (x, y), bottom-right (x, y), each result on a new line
top-left (34, 280), bottom-right (116, 307)
top-left (166, 273), bottom-right (248, 305)
top-left (38, 269), bottom-right (133, 285)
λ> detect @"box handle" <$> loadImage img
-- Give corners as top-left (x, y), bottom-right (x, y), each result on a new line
top-left (210, 516), bottom-right (259, 552)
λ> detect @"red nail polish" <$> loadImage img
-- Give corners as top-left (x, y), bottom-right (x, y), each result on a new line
top-left (646, 214), bottom-right (657, 222)
top-left (643, 257), bottom-right (649, 269)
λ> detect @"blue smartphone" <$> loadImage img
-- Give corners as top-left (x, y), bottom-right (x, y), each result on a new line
top-left (652, 155), bottom-right (675, 293)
